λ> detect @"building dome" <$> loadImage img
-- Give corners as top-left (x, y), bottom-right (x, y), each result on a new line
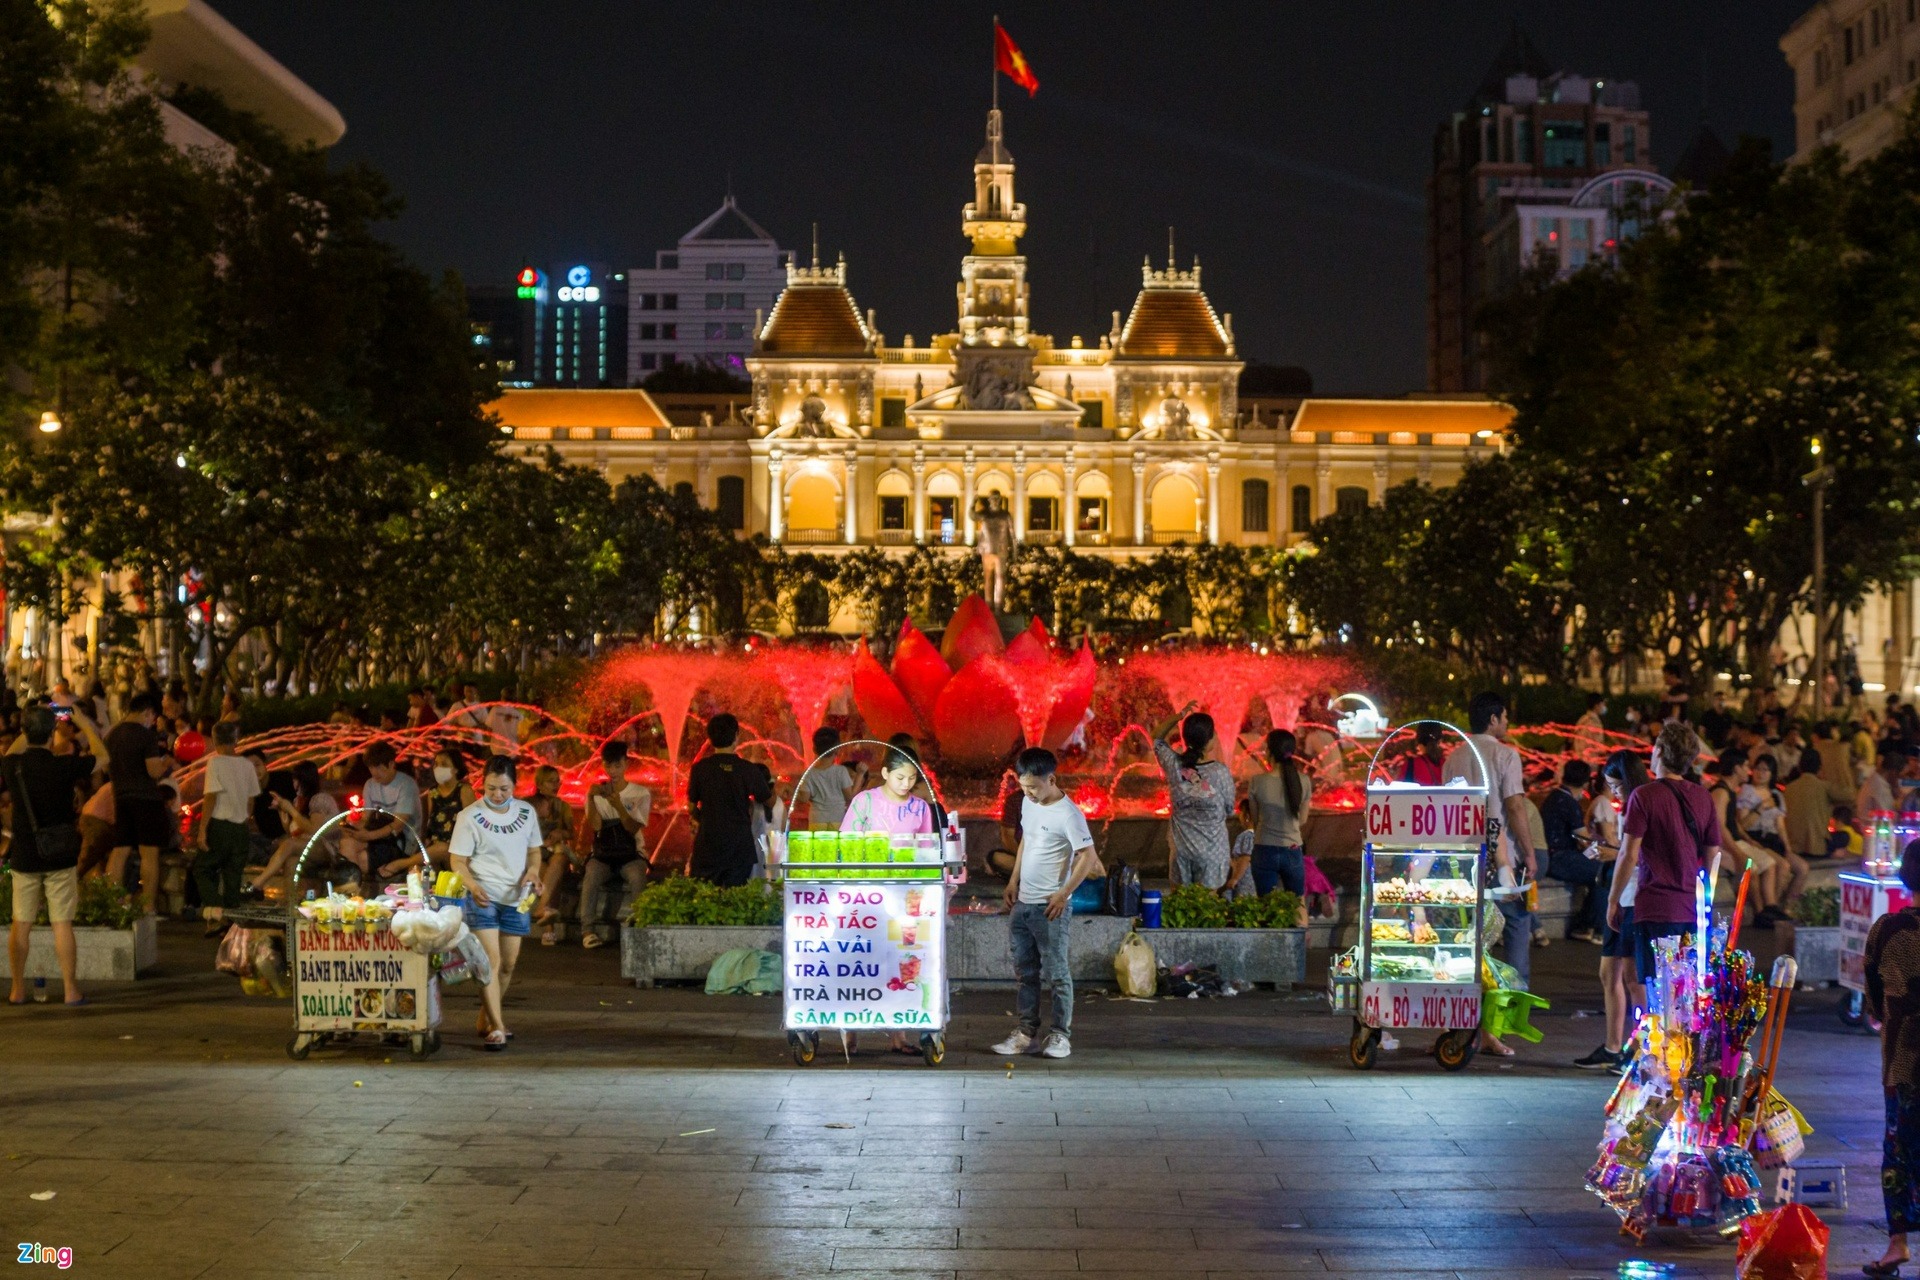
top-left (757, 256), bottom-right (873, 356)
top-left (1117, 258), bottom-right (1233, 360)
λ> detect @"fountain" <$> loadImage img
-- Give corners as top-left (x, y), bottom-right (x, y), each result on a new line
top-left (586, 649), bottom-right (739, 791)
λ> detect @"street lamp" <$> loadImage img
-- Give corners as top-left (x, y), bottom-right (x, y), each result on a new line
top-left (37, 410), bottom-right (61, 434)
top-left (1804, 437), bottom-right (1834, 717)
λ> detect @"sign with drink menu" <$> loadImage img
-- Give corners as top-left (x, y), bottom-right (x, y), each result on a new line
top-left (782, 882), bottom-right (945, 1031)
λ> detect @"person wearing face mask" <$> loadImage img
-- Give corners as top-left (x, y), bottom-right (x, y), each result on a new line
top-left (449, 755), bottom-right (544, 1050)
top-left (420, 751), bottom-right (475, 869)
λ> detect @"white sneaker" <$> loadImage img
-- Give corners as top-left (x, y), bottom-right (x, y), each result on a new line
top-left (990, 1030), bottom-right (1033, 1056)
top-left (1039, 1031), bottom-right (1071, 1059)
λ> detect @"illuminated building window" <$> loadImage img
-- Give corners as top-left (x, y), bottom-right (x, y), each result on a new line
top-left (1076, 496), bottom-right (1108, 534)
top-left (1028, 496), bottom-right (1059, 532)
top-left (1290, 485), bottom-right (1312, 532)
top-left (1241, 479), bottom-right (1270, 533)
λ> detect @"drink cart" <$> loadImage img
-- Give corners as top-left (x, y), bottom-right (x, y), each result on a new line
top-left (1344, 720), bottom-right (1488, 1072)
top-left (1839, 814), bottom-right (1913, 1027)
top-left (771, 742), bottom-right (964, 1068)
top-left (278, 806), bottom-right (447, 1061)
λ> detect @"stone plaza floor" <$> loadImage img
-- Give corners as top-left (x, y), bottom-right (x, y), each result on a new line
top-left (0, 927), bottom-right (1889, 1279)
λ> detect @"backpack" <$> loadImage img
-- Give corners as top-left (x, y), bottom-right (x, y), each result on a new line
top-left (1105, 863), bottom-right (1142, 918)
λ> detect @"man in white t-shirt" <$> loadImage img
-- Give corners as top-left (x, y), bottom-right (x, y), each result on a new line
top-left (1442, 691), bottom-right (1537, 991)
top-left (486, 700), bottom-right (527, 751)
top-left (450, 755), bottom-right (544, 1049)
top-left (992, 747), bottom-right (1101, 1061)
top-left (194, 721), bottom-right (260, 915)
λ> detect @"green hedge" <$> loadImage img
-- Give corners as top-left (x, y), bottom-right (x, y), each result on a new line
top-left (0, 870), bottom-right (139, 929)
top-left (1161, 883), bottom-right (1303, 929)
top-left (628, 876), bottom-right (782, 928)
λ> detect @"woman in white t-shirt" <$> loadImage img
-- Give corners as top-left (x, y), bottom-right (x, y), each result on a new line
top-left (449, 755), bottom-right (544, 1050)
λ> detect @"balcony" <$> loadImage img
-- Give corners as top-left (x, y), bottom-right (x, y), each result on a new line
top-left (874, 529), bottom-right (914, 545)
top-left (782, 528), bottom-right (841, 546)
top-left (1024, 529), bottom-right (1063, 547)
top-left (1149, 529), bottom-right (1200, 545)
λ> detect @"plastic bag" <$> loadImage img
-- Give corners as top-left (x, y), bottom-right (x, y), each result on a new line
top-left (704, 948), bottom-right (781, 996)
top-left (214, 926), bottom-right (255, 978)
top-left (439, 928), bottom-right (494, 988)
top-left (1114, 930), bottom-right (1156, 997)
top-left (1736, 1203), bottom-right (1829, 1279)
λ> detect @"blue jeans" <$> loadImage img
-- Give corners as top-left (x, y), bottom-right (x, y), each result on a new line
top-left (1495, 897), bottom-right (1531, 988)
top-left (1250, 844), bottom-right (1305, 896)
top-left (1009, 902), bottom-right (1072, 1040)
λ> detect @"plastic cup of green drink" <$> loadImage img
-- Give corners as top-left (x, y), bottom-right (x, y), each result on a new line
top-left (786, 830), bottom-right (810, 880)
top-left (866, 833), bottom-right (889, 868)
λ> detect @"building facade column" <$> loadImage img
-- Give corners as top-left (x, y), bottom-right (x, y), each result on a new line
top-left (1062, 450), bottom-right (1078, 548)
top-left (1205, 456), bottom-right (1221, 544)
top-left (1131, 453), bottom-right (1147, 546)
top-left (842, 450), bottom-right (858, 544)
top-left (768, 453), bottom-right (785, 543)
top-left (1372, 459), bottom-right (1389, 505)
top-left (1315, 460), bottom-right (1332, 522)
top-left (652, 452), bottom-right (670, 490)
top-left (1012, 450), bottom-right (1028, 543)
top-left (962, 452), bottom-right (977, 546)
top-left (696, 453), bottom-right (713, 506)
top-left (911, 449), bottom-right (928, 545)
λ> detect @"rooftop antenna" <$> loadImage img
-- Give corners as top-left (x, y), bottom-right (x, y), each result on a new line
top-left (811, 222), bottom-right (820, 268)
top-left (1167, 226), bottom-right (1175, 270)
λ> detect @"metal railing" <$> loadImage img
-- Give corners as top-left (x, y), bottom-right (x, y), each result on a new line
top-left (782, 528), bottom-right (841, 545)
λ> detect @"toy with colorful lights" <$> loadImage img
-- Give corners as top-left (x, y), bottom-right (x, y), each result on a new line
top-left (1585, 867), bottom-right (1810, 1250)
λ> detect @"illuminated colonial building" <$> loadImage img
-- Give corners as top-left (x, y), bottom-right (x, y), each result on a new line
top-left (500, 108), bottom-right (1514, 558)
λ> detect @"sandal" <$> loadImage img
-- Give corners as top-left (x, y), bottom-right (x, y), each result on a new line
top-left (581, 935), bottom-right (605, 950)
top-left (1864, 1261), bottom-right (1907, 1278)
top-left (540, 928), bottom-right (558, 946)
top-left (483, 1029), bottom-right (508, 1051)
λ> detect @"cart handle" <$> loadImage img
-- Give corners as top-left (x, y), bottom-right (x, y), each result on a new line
top-left (1363, 718), bottom-right (1488, 792)
top-left (289, 806), bottom-right (434, 889)
top-left (780, 739), bottom-right (950, 844)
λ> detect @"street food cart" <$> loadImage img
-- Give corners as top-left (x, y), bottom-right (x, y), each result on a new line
top-left (771, 742), bottom-right (964, 1067)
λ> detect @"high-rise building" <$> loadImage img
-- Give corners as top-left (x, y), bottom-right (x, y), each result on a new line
top-left (469, 263), bottom-right (629, 389)
top-left (1428, 28), bottom-right (1658, 391)
top-left (626, 198), bottom-right (790, 380)
top-left (1781, 0), bottom-right (1920, 162)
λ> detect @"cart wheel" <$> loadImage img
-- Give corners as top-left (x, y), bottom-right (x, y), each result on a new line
top-left (920, 1032), bottom-right (945, 1067)
top-left (426, 1029), bottom-right (443, 1054)
top-left (1435, 1028), bottom-right (1479, 1072)
top-left (408, 1033), bottom-right (431, 1061)
top-left (1348, 1020), bottom-right (1381, 1070)
top-left (789, 1031), bottom-right (816, 1066)
top-left (1840, 990), bottom-right (1868, 1029)
top-left (285, 1033), bottom-right (312, 1061)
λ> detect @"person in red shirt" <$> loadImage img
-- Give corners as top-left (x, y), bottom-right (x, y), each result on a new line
top-left (1399, 723), bottom-right (1447, 786)
top-left (1608, 721), bottom-right (1721, 988)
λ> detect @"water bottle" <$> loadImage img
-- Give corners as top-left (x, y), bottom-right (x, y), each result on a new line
top-left (32, 977), bottom-right (47, 1003)
top-left (1141, 889), bottom-right (1162, 929)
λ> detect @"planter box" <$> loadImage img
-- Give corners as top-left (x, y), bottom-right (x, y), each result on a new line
top-left (1776, 921), bottom-right (1841, 986)
top-left (0, 917), bottom-right (158, 982)
top-left (949, 913), bottom-right (1304, 988)
top-left (621, 924), bottom-right (781, 987)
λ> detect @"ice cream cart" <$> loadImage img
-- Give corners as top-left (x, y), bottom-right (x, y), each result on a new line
top-left (1346, 721), bottom-right (1489, 1071)
top-left (771, 743), bottom-right (965, 1068)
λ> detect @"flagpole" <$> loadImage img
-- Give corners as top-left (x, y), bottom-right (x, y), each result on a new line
top-left (991, 15), bottom-right (999, 111)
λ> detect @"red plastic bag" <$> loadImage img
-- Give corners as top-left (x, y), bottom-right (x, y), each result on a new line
top-left (1736, 1204), bottom-right (1829, 1279)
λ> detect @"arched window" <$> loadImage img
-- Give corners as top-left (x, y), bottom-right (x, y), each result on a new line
top-left (1241, 479), bottom-right (1270, 533)
top-left (876, 470), bottom-right (911, 534)
top-left (787, 473), bottom-right (838, 532)
top-left (1290, 485), bottom-right (1312, 532)
top-left (1149, 473), bottom-right (1199, 537)
top-left (1335, 486), bottom-right (1369, 517)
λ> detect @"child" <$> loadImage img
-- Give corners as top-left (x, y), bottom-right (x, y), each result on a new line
top-left (840, 747), bottom-right (933, 838)
top-left (1225, 796), bottom-right (1257, 901)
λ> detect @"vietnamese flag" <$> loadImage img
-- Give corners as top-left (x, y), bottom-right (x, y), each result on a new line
top-left (994, 21), bottom-right (1039, 97)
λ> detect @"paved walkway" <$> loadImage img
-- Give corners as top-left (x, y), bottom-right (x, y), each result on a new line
top-left (0, 928), bottom-right (1889, 1278)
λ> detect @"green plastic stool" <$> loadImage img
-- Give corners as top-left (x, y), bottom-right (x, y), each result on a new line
top-left (1481, 988), bottom-right (1549, 1043)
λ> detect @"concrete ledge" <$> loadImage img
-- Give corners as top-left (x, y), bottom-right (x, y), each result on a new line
top-left (0, 917), bottom-right (158, 982)
top-left (1775, 922), bottom-right (1841, 985)
top-left (950, 913), bottom-right (1304, 988)
top-left (621, 925), bottom-right (781, 988)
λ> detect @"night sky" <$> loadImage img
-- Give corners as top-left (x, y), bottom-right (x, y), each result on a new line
top-left (217, 1), bottom-right (1812, 393)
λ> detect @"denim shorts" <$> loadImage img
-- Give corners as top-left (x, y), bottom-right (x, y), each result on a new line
top-left (466, 898), bottom-right (531, 937)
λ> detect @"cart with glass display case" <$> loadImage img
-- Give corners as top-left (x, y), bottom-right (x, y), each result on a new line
top-left (1342, 720), bottom-right (1489, 1072)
